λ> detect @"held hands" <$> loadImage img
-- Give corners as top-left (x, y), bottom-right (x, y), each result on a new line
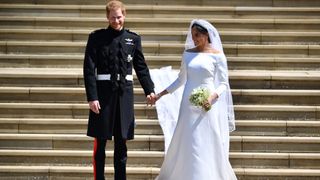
top-left (146, 93), bottom-right (157, 106)
top-left (146, 90), bottom-right (168, 106)
top-left (88, 100), bottom-right (101, 114)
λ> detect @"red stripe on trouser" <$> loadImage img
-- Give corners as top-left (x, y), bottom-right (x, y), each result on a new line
top-left (93, 138), bottom-right (98, 180)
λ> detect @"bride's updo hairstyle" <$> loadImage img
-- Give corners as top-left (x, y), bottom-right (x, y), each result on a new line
top-left (191, 23), bottom-right (211, 43)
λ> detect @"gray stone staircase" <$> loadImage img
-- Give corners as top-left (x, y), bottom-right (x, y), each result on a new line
top-left (0, 0), bottom-right (319, 179)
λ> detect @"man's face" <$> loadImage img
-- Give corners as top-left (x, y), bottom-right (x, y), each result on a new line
top-left (107, 8), bottom-right (125, 31)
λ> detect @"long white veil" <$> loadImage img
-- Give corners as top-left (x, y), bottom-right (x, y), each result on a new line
top-left (150, 66), bottom-right (184, 153)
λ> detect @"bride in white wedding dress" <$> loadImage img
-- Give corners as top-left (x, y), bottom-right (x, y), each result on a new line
top-left (152, 19), bottom-right (237, 180)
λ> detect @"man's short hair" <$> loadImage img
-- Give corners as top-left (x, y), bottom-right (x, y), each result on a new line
top-left (106, 0), bottom-right (126, 17)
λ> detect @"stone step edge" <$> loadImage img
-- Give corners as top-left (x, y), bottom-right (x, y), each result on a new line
top-left (2, 28), bottom-right (320, 37)
top-left (0, 103), bottom-right (319, 112)
top-left (1, 41), bottom-right (319, 57)
top-left (1, 149), bottom-right (320, 160)
top-left (1, 53), bottom-right (319, 63)
top-left (1, 118), bottom-right (319, 128)
top-left (1, 16), bottom-right (319, 24)
top-left (0, 118), bottom-right (158, 125)
top-left (2, 40), bottom-right (320, 48)
top-left (0, 165), bottom-right (319, 176)
top-left (1, 133), bottom-right (320, 143)
top-left (1, 86), bottom-right (320, 96)
top-left (1, 3), bottom-right (319, 12)
top-left (0, 69), bottom-right (320, 81)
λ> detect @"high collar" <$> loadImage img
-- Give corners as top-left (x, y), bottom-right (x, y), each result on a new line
top-left (107, 26), bottom-right (125, 37)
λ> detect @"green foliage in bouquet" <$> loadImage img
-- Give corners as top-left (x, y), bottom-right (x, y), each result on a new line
top-left (189, 87), bottom-right (211, 111)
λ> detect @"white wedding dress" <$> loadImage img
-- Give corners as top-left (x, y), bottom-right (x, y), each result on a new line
top-left (155, 51), bottom-right (237, 180)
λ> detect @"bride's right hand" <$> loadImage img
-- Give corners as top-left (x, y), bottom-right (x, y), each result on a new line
top-left (208, 92), bottom-right (218, 104)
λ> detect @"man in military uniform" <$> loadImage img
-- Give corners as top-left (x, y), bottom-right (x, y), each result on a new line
top-left (83, 1), bottom-right (155, 179)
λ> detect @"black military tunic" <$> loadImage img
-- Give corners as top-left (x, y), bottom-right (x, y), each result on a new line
top-left (83, 26), bottom-right (154, 140)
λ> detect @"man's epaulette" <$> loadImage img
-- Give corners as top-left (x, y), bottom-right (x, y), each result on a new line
top-left (125, 29), bottom-right (140, 37)
top-left (91, 28), bottom-right (105, 35)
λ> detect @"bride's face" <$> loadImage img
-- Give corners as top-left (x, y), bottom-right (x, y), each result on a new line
top-left (191, 27), bottom-right (209, 47)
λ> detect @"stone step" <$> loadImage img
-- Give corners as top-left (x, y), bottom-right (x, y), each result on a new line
top-left (0, 68), bottom-right (83, 87)
top-left (230, 70), bottom-right (320, 90)
top-left (0, 4), bottom-right (319, 18)
top-left (2, 29), bottom-right (320, 45)
top-left (1, 16), bottom-right (319, 30)
top-left (0, 118), bottom-right (319, 137)
top-left (0, 102), bottom-right (319, 120)
top-left (0, 150), bottom-right (319, 169)
top-left (1, 165), bottom-right (319, 180)
top-left (0, 54), bottom-right (319, 70)
top-left (1, 86), bottom-right (320, 105)
top-left (0, 118), bottom-right (162, 135)
top-left (234, 104), bottom-right (320, 120)
top-left (1, 133), bottom-right (320, 152)
top-left (228, 56), bottom-right (320, 71)
top-left (232, 120), bottom-right (320, 137)
top-left (1, 0), bottom-right (320, 7)
top-left (1, 41), bottom-right (319, 57)
top-left (0, 68), bottom-right (319, 89)
top-left (232, 89), bottom-right (320, 105)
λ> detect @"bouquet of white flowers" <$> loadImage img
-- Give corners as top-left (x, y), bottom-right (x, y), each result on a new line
top-left (189, 87), bottom-right (211, 111)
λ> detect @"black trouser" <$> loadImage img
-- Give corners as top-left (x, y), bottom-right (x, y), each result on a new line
top-left (93, 106), bottom-right (127, 180)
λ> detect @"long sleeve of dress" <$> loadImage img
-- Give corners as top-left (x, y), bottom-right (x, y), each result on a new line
top-left (214, 54), bottom-right (235, 132)
top-left (214, 55), bottom-right (229, 97)
top-left (166, 58), bottom-right (187, 93)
